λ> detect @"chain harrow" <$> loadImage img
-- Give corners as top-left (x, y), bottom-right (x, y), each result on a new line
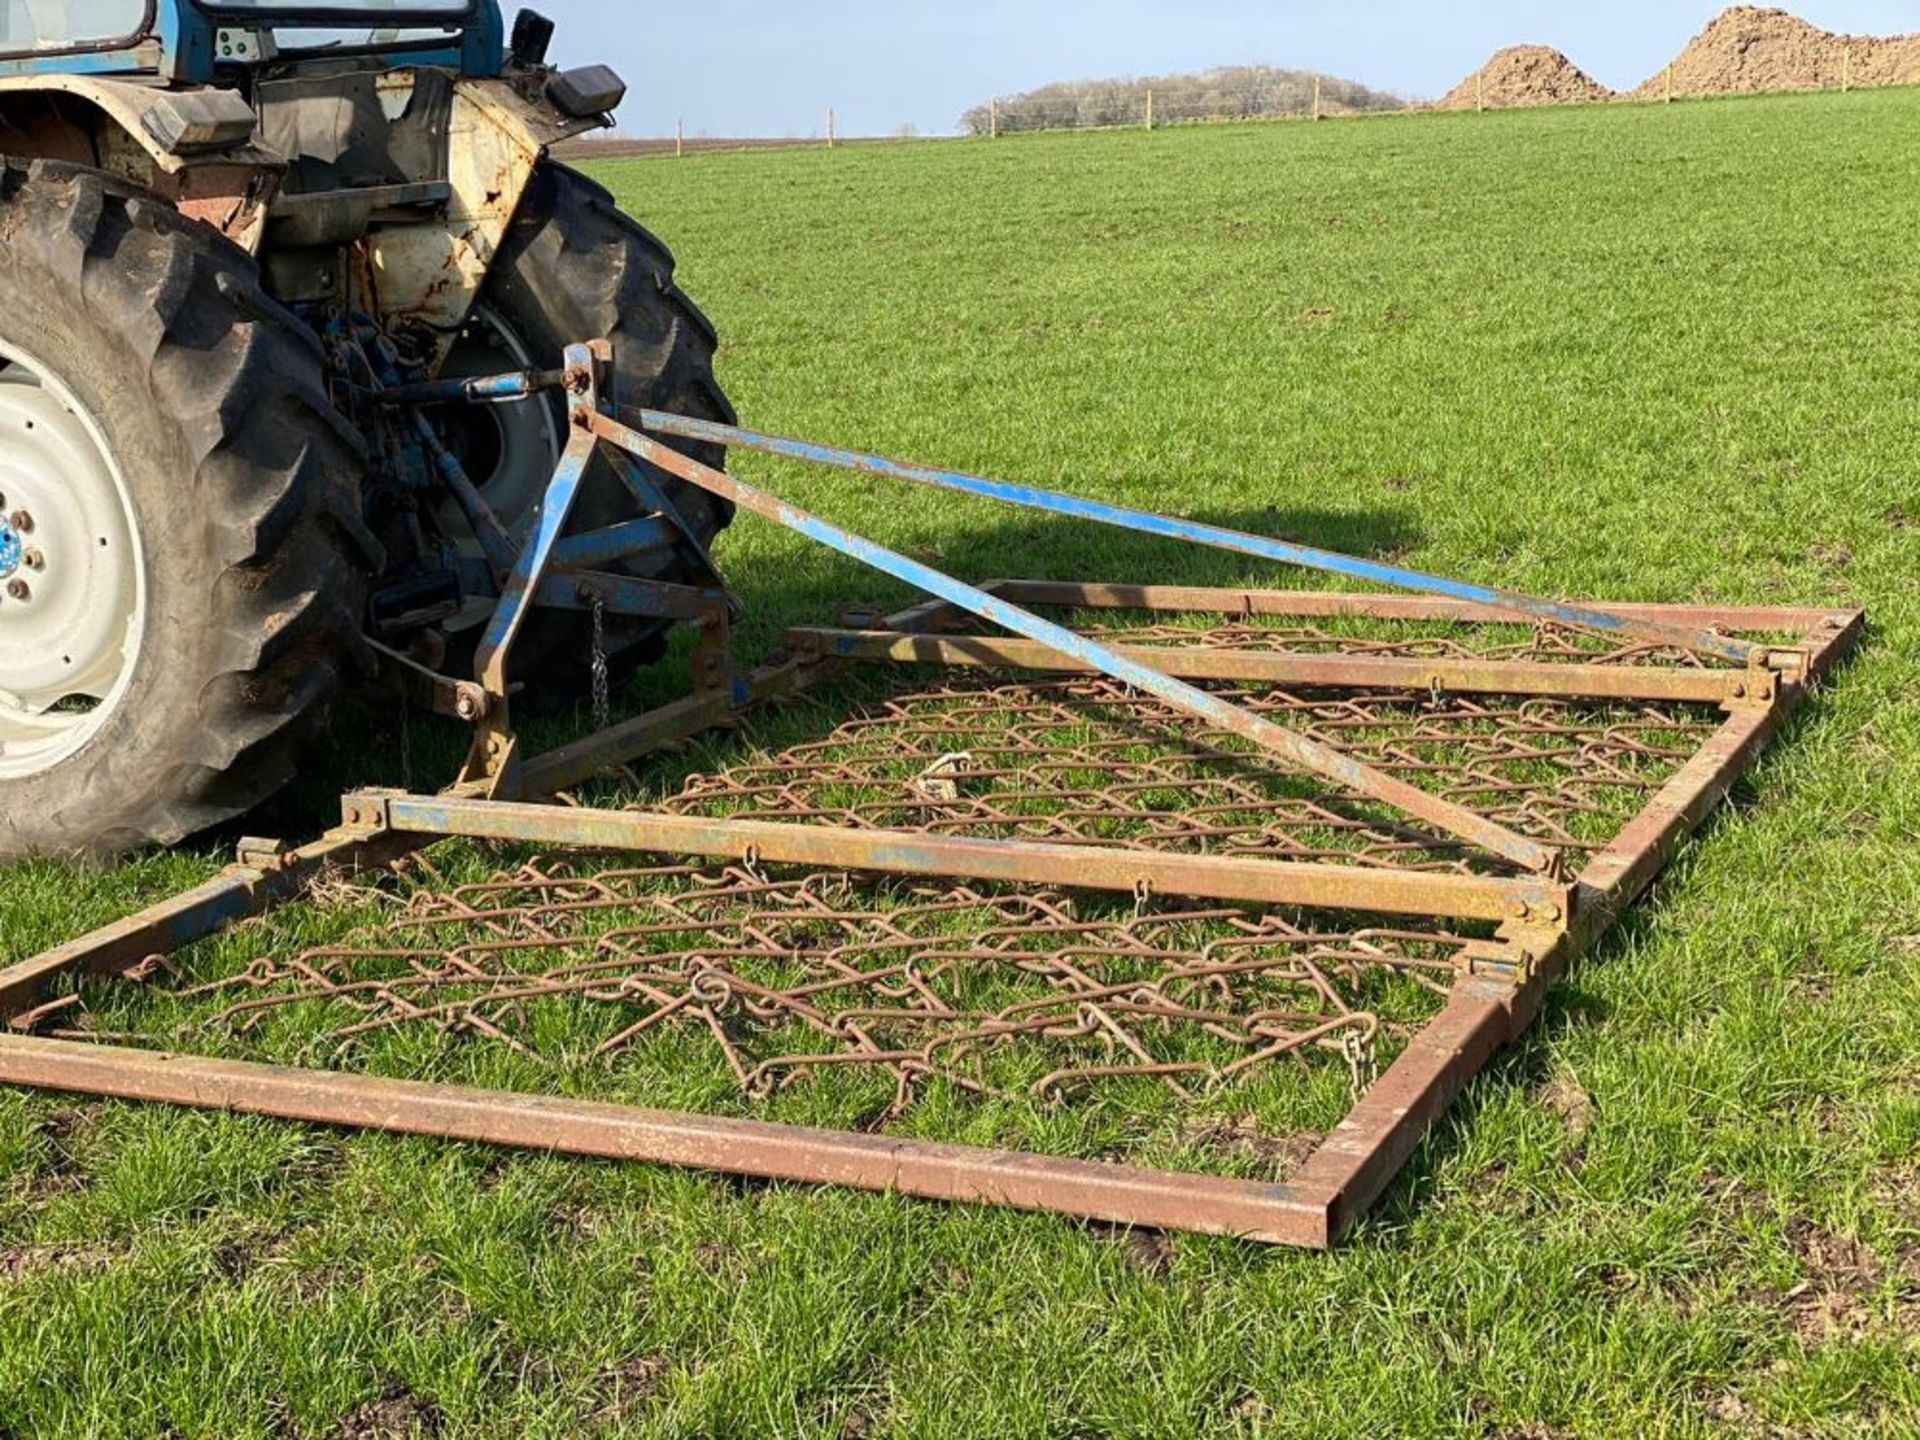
top-left (142, 857), bottom-right (1477, 1117)
top-left (664, 669), bottom-right (1719, 878)
top-left (1065, 617), bottom-right (1740, 669)
top-left (48, 643), bottom-right (1725, 1142)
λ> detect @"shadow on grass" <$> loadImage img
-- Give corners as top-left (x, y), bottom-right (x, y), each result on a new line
top-left (224, 500), bottom-right (1423, 849)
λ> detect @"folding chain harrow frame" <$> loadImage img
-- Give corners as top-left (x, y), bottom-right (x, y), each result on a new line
top-left (0, 341), bottom-right (1864, 1248)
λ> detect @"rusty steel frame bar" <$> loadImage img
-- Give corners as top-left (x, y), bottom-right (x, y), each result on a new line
top-left (0, 1034), bottom-right (1337, 1246)
top-left (357, 794), bottom-right (1574, 925)
top-left (784, 627), bottom-right (1764, 705)
top-left (1292, 608), bottom-right (1866, 1239)
top-left (1295, 700), bottom-right (1795, 1239)
top-left (981, 581), bottom-right (1852, 644)
top-left (0, 825), bottom-right (411, 1021)
top-left (0, 596), bottom-right (1864, 1248)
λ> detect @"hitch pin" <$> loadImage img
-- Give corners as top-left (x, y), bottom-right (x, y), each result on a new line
top-left (374, 368), bottom-right (570, 409)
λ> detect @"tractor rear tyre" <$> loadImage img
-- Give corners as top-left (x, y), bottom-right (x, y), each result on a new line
top-left (452, 161), bottom-right (737, 705)
top-left (0, 161), bottom-right (371, 861)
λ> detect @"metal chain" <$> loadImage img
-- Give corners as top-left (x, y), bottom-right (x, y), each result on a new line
top-left (397, 687), bottom-right (413, 791)
top-left (658, 673), bottom-right (1713, 875)
top-left (590, 596), bottom-right (611, 732)
top-left (182, 855), bottom-right (1446, 1106)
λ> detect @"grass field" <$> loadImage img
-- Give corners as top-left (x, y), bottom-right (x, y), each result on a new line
top-left (2, 90), bottom-right (1918, 1438)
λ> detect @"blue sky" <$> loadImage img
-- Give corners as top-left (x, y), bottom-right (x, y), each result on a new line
top-left (534, 1), bottom-right (1917, 138)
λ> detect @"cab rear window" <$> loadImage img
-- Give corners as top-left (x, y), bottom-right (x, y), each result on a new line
top-left (0, 0), bottom-right (150, 58)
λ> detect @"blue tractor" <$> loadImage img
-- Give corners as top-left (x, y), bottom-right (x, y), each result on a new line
top-left (0, 0), bottom-right (734, 858)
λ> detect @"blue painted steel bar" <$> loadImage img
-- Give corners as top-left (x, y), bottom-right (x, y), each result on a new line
top-left (472, 346), bottom-right (604, 700)
top-left (534, 571), bottom-right (726, 623)
top-left (548, 517), bottom-right (678, 572)
top-left (475, 437), bottom-right (592, 691)
top-left (588, 410), bottom-right (1562, 876)
top-left (625, 408), bottom-right (1765, 668)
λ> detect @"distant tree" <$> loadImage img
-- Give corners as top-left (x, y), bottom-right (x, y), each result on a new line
top-left (963, 64), bottom-right (1405, 135)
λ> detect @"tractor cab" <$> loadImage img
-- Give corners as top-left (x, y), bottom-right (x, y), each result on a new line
top-left (0, 0), bottom-right (504, 80)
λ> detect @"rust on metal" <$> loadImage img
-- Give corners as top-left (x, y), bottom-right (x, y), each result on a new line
top-left (786, 627), bottom-right (1759, 704)
top-left (0, 1032), bottom-right (1338, 1246)
top-left (0, 821), bottom-right (417, 1020)
top-left (0, 590), bottom-right (1865, 1248)
top-left (650, 674), bottom-right (1720, 882)
top-left (367, 795), bottom-right (1570, 923)
top-left (980, 582), bottom-right (1851, 649)
top-left (155, 858), bottom-right (1468, 1107)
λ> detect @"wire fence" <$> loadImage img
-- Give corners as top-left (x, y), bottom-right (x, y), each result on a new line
top-left (555, 69), bottom-right (1409, 161)
top-left (963, 78), bottom-right (1405, 136)
top-left (559, 86), bottom-right (1402, 164)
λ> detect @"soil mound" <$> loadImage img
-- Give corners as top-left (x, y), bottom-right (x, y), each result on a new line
top-left (1632, 7), bottom-right (1920, 99)
top-left (1440, 46), bottom-right (1614, 111)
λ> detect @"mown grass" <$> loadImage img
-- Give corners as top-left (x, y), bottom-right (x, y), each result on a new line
top-left (2, 90), bottom-right (1918, 1437)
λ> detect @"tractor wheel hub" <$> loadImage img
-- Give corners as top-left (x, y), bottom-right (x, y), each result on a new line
top-left (0, 345), bottom-right (144, 779)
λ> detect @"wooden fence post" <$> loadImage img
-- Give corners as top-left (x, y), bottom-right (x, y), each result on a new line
top-left (1843, 45), bottom-right (1852, 92)
top-left (827, 109), bottom-right (837, 150)
top-left (676, 119), bottom-right (684, 158)
top-left (1145, 89), bottom-right (1154, 131)
top-left (990, 98), bottom-right (999, 139)
top-left (1476, 71), bottom-right (1485, 114)
top-left (1313, 75), bottom-right (1322, 121)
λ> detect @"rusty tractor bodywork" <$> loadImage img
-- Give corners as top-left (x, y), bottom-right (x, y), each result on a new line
top-left (0, 7), bottom-right (601, 332)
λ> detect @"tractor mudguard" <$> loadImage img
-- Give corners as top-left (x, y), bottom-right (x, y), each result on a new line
top-left (0, 74), bottom-right (280, 247)
top-left (0, 63), bottom-right (613, 279)
top-left (238, 62), bottom-right (614, 358)
top-left (360, 72), bottom-right (615, 359)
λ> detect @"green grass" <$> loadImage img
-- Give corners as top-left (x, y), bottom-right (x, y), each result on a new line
top-left (3, 90), bottom-right (1919, 1437)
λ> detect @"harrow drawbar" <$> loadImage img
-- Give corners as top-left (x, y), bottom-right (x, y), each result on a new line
top-left (0, 341), bottom-right (1864, 1248)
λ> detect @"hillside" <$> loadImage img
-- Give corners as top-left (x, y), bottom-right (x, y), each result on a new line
top-left (962, 64), bottom-right (1404, 135)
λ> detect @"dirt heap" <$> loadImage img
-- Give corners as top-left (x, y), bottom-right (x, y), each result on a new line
top-left (1632, 7), bottom-right (1920, 99)
top-left (1439, 46), bottom-right (1614, 111)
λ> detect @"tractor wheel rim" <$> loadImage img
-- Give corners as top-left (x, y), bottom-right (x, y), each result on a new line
top-left (437, 303), bottom-right (561, 540)
top-left (433, 303), bottom-right (562, 630)
top-left (0, 341), bottom-right (145, 781)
